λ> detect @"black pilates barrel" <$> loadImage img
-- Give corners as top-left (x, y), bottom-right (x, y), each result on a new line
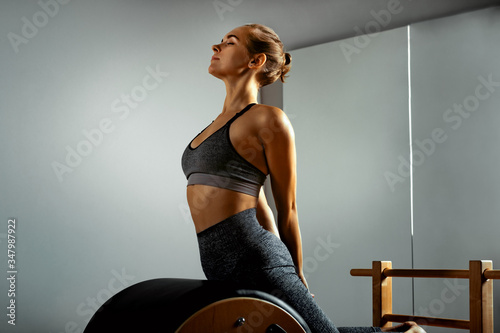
top-left (83, 278), bottom-right (311, 332)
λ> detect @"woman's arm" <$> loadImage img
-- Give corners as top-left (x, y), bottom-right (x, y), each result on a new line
top-left (256, 187), bottom-right (280, 238)
top-left (260, 107), bottom-right (308, 288)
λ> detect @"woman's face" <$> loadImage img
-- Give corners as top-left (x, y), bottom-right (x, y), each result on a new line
top-left (208, 26), bottom-right (253, 80)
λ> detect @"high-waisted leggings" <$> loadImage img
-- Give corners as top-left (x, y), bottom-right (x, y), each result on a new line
top-left (196, 208), bottom-right (387, 333)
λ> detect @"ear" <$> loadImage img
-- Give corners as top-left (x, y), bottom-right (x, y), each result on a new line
top-left (249, 53), bottom-right (266, 69)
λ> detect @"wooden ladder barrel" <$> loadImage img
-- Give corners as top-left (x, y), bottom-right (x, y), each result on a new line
top-left (350, 260), bottom-right (500, 333)
top-left (176, 296), bottom-right (307, 333)
top-left (83, 278), bottom-right (311, 333)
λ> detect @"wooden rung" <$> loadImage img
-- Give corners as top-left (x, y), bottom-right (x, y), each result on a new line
top-left (351, 268), bottom-right (470, 279)
top-left (383, 314), bottom-right (470, 330)
top-left (350, 269), bottom-right (372, 277)
top-left (483, 269), bottom-right (500, 280)
top-left (384, 269), bottom-right (469, 279)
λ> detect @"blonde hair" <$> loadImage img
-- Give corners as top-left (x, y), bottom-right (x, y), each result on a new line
top-left (244, 24), bottom-right (291, 87)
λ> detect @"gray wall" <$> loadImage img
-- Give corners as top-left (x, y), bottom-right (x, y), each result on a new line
top-left (283, 6), bottom-right (500, 332)
top-left (0, 1), bottom-right (229, 332)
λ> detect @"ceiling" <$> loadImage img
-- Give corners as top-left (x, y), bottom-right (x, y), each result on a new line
top-left (210, 0), bottom-right (500, 51)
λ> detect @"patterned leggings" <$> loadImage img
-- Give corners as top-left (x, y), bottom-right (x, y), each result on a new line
top-left (196, 208), bottom-right (386, 333)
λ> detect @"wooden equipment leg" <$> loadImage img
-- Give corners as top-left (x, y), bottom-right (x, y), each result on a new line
top-left (469, 260), bottom-right (493, 333)
top-left (373, 261), bottom-right (392, 328)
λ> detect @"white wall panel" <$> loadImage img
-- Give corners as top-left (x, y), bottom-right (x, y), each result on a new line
top-left (411, 7), bottom-right (500, 333)
top-left (284, 26), bottom-right (412, 327)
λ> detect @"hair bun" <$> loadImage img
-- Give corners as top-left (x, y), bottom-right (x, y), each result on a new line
top-left (280, 52), bottom-right (292, 83)
top-left (284, 52), bottom-right (292, 66)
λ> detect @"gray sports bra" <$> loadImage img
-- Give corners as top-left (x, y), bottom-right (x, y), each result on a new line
top-left (181, 103), bottom-right (267, 197)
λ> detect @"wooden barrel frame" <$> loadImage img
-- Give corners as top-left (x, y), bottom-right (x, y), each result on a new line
top-left (176, 296), bottom-right (307, 333)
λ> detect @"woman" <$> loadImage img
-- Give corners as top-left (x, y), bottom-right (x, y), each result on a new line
top-left (181, 23), bottom-right (424, 333)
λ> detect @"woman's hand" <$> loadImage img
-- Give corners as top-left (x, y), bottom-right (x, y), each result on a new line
top-left (380, 321), bottom-right (426, 332)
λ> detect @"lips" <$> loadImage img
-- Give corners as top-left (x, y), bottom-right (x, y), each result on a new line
top-left (211, 56), bottom-right (220, 61)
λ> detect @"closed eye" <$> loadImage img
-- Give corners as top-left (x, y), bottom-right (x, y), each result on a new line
top-left (221, 34), bottom-right (239, 45)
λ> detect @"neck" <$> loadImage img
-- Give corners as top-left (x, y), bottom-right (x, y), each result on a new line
top-left (221, 76), bottom-right (259, 115)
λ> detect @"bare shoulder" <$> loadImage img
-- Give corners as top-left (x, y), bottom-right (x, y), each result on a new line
top-left (251, 104), bottom-right (286, 118)
top-left (250, 104), bottom-right (294, 133)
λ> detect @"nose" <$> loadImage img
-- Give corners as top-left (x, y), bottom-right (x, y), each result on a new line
top-left (212, 44), bottom-right (220, 54)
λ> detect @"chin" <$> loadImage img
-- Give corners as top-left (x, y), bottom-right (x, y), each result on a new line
top-left (208, 67), bottom-right (222, 80)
